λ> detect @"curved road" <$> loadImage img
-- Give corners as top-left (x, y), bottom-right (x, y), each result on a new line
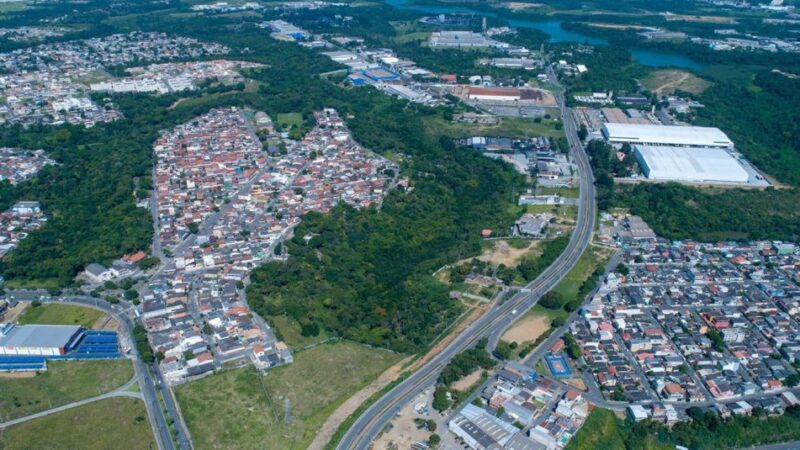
top-left (337, 71), bottom-right (596, 450)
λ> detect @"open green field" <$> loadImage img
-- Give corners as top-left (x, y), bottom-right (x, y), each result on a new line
top-left (17, 303), bottom-right (104, 328)
top-left (550, 245), bottom-right (613, 303)
top-left (0, 397), bottom-right (155, 450)
top-left (0, 359), bottom-right (133, 421)
top-left (267, 314), bottom-right (330, 348)
top-left (426, 116), bottom-right (565, 140)
top-left (641, 69), bottom-right (713, 95)
top-left (276, 112), bottom-right (303, 129)
top-left (565, 408), bottom-right (628, 450)
top-left (176, 341), bottom-right (401, 450)
top-left (536, 186), bottom-right (579, 198)
top-left (0, 2), bottom-right (27, 13)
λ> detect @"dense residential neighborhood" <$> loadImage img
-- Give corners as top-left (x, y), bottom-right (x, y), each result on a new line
top-left (0, 148), bottom-right (54, 185)
top-left (0, 32), bottom-right (229, 127)
top-left (0, 201), bottom-right (46, 261)
top-left (0, 0), bottom-right (799, 448)
top-left (137, 106), bottom-right (397, 385)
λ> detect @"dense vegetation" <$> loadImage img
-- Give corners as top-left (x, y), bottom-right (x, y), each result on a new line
top-left (567, 406), bottom-right (800, 450)
top-left (584, 139), bottom-right (800, 242)
top-left (438, 339), bottom-right (495, 385)
top-left (618, 184), bottom-right (800, 242)
top-left (247, 98), bottom-right (523, 352)
top-left (133, 324), bottom-right (153, 363)
top-left (558, 45), bottom-right (644, 95)
top-left (696, 71), bottom-right (800, 186)
top-left (497, 235), bottom-right (570, 285)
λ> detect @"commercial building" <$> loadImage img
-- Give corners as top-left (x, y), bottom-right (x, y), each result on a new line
top-left (0, 324), bottom-right (83, 356)
top-left (0, 324), bottom-right (121, 371)
top-left (429, 31), bottom-right (502, 48)
top-left (602, 123), bottom-right (734, 149)
top-left (448, 404), bottom-right (518, 449)
top-left (467, 86), bottom-right (548, 103)
top-left (634, 145), bottom-right (749, 184)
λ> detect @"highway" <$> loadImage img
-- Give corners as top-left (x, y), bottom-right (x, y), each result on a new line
top-left (336, 66), bottom-right (597, 450)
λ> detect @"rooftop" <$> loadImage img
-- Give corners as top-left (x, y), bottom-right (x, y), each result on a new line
top-left (0, 324), bottom-right (82, 349)
top-left (634, 145), bottom-right (749, 184)
top-left (603, 123), bottom-right (734, 148)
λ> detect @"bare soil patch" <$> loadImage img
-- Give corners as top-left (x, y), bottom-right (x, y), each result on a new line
top-left (663, 13), bottom-right (737, 24)
top-left (452, 369), bottom-right (484, 392)
top-left (0, 371), bottom-right (37, 379)
top-left (565, 377), bottom-right (588, 391)
top-left (460, 240), bottom-right (540, 268)
top-left (373, 392), bottom-right (431, 450)
top-left (502, 313), bottom-right (550, 344)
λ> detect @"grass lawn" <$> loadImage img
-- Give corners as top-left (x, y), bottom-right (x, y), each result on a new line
top-left (0, 397), bottom-right (155, 450)
top-left (551, 245), bottom-right (612, 302)
top-left (0, 359), bottom-right (133, 421)
top-left (0, 2), bottom-right (27, 13)
top-left (17, 303), bottom-right (104, 328)
top-left (176, 341), bottom-right (401, 450)
top-left (266, 314), bottom-right (330, 348)
top-left (426, 116), bottom-right (565, 140)
top-left (526, 303), bottom-right (567, 322)
top-left (536, 186), bottom-right (579, 198)
top-left (565, 408), bottom-right (627, 450)
top-left (277, 112), bottom-right (303, 129)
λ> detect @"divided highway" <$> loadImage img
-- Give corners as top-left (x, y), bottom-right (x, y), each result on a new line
top-left (337, 72), bottom-right (596, 450)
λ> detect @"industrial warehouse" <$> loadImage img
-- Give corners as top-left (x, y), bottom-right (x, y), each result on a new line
top-left (0, 323), bottom-right (122, 371)
top-left (600, 122), bottom-right (767, 186)
top-left (464, 86), bottom-right (554, 104)
top-left (601, 123), bottom-right (734, 148)
top-left (633, 145), bottom-right (750, 184)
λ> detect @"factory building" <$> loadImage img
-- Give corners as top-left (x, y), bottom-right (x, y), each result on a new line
top-left (467, 86), bottom-right (546, 103)
top-left (0, 323), bottom-right (121, 371)
top-left (0, 324), bottom-right (84, 356)
top-left (602, 123), bottom-right (734, 149)
top-left (634, 145), bottom-right (749, 184)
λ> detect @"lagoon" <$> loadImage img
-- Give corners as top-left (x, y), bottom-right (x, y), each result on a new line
top-left (385, 0), bottom-right (704, 70)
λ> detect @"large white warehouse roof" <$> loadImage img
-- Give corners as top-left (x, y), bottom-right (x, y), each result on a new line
top-left (603, 123), bottom-right (734, 148)
top-left (634, 145), bottom-right (749, 184)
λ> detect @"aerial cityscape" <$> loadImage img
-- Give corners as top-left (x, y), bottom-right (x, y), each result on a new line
top-left (0, 0), bottom-right (798, 449)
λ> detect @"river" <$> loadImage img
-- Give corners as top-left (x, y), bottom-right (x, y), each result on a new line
top-left (385, 0), bottom-right (704, 70)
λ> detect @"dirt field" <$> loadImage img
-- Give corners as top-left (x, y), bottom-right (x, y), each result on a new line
top-left (92, 314), bottom-right (120, 332)
top-left (502, 313), bottom-right (550, 344)
top-left (0, 302), bottom-right (27, 324)
top-left (641, 69), bottom-right (712, 95)
top-left (452, 369), bottom-right (484, 392)
top-left (663, 13), bottom-right (737, 24)
top-left (565, 378), bottom-right (587, 391)
top-left (0, 371), bottom-right (36, 379)
top-left (373, 391), bottom-right (432, 450)
top-left (461, 240), bottom-right (540, 268)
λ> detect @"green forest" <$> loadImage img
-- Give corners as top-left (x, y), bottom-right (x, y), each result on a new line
top-left (567, 406), bottom-right (800, 450)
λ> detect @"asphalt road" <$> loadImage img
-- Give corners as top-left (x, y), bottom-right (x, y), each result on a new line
top-left (336, 66), bottom-right (597, 450)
